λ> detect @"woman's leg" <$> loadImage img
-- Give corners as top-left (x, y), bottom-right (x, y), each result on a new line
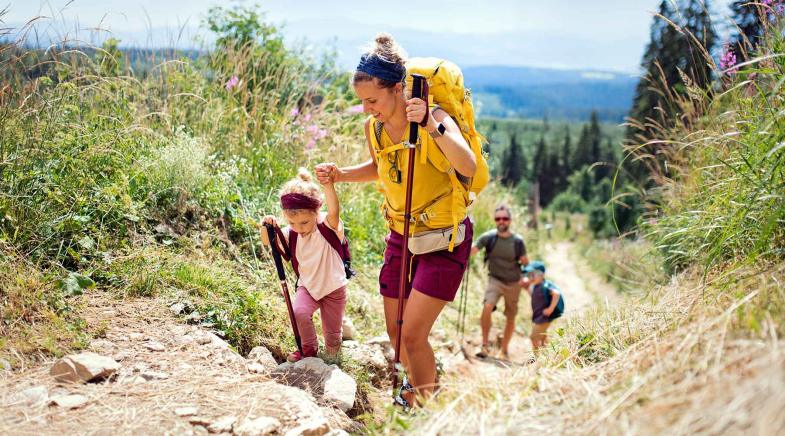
top-left (292, 287), bottom-right (320, 356)
top-left (383, 296), bottom-right (409, 370)
top-left (318, 286), bottom-right (347, 356)
top-left (400, 289), bottom-right (447, 402)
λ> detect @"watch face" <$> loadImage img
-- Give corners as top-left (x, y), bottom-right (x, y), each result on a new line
top-left (438, 123), bottom-right (446, 134)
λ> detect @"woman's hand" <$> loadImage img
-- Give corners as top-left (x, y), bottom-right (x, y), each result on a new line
top-left (405, 97), bottom-right (431, 127)
top-left (315, 163), bottom-right (339, 185)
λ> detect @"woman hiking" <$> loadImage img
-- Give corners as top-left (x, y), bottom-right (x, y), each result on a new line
top-left (314, 33), bottom-right (477, 408)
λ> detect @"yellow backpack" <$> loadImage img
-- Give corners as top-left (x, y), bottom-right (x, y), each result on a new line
top-left (405, 57), bottom-right (490, 202)
top-left (368, 58), bottom-right (489, 251)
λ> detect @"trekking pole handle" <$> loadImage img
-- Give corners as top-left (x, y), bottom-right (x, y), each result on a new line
top-left (407, 74), bottom-right (426, 146)
top-left (264, 224), bottom-right (286, 280)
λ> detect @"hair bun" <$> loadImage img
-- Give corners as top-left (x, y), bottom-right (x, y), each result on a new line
top-left (297, 167), bottom-right (313, 183)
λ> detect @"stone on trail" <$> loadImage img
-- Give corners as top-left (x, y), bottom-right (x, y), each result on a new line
top-left (247, 346), bottom-right (278, 371)
top-left (234, 416), bottom-right (281, 436)
top-left (50, 352), bottom-right (120, 383)
top-left (273, 357), bottom-right (356, 412)
top-left (11, 385), bottom-right (48, 406)
top-left (207, 415), bottom-right (237, 433)
top-left (283, 417), bottom-right (330, 436)
top-left (49, 394), bottom-right (89, 409)
top-left (341, 317), bottom-right (356, 341)
top-left (140, 370), bottom-right (170, 381)
top-left (175, 406), bottom-right (199, 417)
top-left (143, 340), bottom-right (166, 352)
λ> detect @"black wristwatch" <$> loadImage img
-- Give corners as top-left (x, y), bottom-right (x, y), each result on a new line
top-left (428, 122), bottom-right (446, 139)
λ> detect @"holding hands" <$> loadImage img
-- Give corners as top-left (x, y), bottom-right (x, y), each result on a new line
top-left (314, 163), bottom-right (339, 185)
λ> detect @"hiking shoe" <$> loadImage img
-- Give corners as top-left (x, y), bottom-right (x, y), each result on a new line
top-left (475, 345), bottom-right (490, 358)
top-left (287, 350), bottom-right (316, 362)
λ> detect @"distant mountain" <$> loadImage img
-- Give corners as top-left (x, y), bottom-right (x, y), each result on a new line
top-left (463, 66), bottom-right (638, 122)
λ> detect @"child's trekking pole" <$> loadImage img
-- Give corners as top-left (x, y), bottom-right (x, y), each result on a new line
top-left (262, 223), bottom-right (302, 355)
top-left (392, 74), bottom-right (427, 395)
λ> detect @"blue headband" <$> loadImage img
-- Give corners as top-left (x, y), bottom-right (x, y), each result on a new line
top-left (356, 53), bottom-right (406, 84)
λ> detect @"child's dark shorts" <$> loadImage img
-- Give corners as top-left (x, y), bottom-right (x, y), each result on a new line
top-left (379, 218), bottom-right (473, 302)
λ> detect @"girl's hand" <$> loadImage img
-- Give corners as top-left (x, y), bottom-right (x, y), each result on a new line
top-left (261, 215), bottom-right (278, 226)
top-left (405, 97), bottom-right (431, 127)
top-left (314, 163), bottom-right (339, 185)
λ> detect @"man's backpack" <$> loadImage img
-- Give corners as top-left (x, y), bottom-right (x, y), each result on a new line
top-left (484, 230), bottom-right (525, 264)
top-left (542, 280), bottom-right (565, 319)
top-left (275, 223), bottom-right (356, 280)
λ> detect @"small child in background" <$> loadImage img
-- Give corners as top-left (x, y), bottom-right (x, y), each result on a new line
top-left (522, 261), bottom-right (564, 351)
top-left (262, 168), bottom-right (348, 362)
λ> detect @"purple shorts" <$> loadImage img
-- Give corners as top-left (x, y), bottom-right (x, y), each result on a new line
top-left (379, 218), bottom-right (473, 302)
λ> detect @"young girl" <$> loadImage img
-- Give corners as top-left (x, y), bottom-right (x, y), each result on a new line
top-left (262, 168), bottom-right (348, 362)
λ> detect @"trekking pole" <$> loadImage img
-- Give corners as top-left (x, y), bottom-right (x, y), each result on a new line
top-left (392, 73), bottom-right (426, 395)
top-left (263, 224), bottom-right (302, 355)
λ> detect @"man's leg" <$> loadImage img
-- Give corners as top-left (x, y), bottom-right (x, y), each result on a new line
top-left (499, 282), bottom-right (522, 357)
top-left (480, 303), bottom-right (494, 348)
top-left (479, 278), bottom-right (502, 357)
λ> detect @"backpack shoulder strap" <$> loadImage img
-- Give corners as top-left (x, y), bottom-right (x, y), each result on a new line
top-left (374, 120), bottom-right (384, 149)
top-left (288, 231), bottom-right (299, 277)
top-left (316, 222), bottom-right (348, 261)
top-left (484, 230), bottom-right (499, 263)
top-left (514, 236), bottom-right (524, 262)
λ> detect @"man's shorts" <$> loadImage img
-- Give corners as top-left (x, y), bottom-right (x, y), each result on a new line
top-left (379, 218), bottom-right (473, 302)
top-left (483, 276), bottom-right (522, 318)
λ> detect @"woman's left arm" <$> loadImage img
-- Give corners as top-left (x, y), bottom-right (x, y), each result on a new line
top-left (406, 99), bottom-right (477, 177)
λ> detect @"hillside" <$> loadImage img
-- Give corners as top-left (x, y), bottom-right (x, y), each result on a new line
top-left (464, 65), bottom-right (637, 122)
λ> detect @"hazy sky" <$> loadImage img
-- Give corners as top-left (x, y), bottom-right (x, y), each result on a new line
top-left (4, 0), bottom-right (735, 72)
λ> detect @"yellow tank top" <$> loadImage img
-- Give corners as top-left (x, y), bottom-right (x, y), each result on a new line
top-left (368, 117), bottom-right (468, 237)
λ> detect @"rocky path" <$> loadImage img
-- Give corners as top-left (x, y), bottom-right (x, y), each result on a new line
top-left (0, 293), bottom-right (371, 435)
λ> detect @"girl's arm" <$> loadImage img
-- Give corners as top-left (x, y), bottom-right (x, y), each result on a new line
top-left (323, 181), bottom-right (340, 230)
top-left (406, 100), bottom-right (477, 177)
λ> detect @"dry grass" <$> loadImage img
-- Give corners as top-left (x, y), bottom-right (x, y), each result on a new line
top-left (391, 262), bottom-right (785, 435)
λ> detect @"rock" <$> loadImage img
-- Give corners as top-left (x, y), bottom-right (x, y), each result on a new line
top-left (188, 416), bottom-right (213, 426)
top-left (365, 335), bottom-right (394, 362)
top-left (273, 358), bottom-right (356, 412)
top-left (247, 363), bottom-right (268, 374)
top-left (12, 385), bottom-right (48, 406)
top-left (140, 371), bottom-right (170, 381)
top-left (50, 352), bottom-right (120, 383)
top-left (143, 341), bottom-right (166, 352)
top-left (128, 332), bottom-right (144, 341)
top-left (248, 346), bottom-right (278, 371)
top-left (192, 331), bottom-right (213, 345)
top-left (325, 430), bottom-right (350, 436)
top-left (234, 416), bottom-right (281, 435)
top-left (175, 406), bottom-right (199, 417)
top-left (121, 375), bottom-right (147, 385)
top-left (342, 343), bottom-right (387, 373)
top-left (322, 367), bottom-right (356, 412)
top-left (170, 302), bottom-right (187, 315)
top-left (0, 358), bottom-right (11, 371)
top-left (113, 351), bottom-right (131, 362)
top-left (207, 415), bottom-right (236, 433)
top-left (284, 417), bottom-right (330, 436)
top-left (89, 339), bottom-right (114, 352)
top-left (50, 394), bottom-right (89, 409)
top-left (341, 318), bottom-right (356, 341)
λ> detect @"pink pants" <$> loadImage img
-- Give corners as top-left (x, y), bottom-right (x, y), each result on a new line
top-left (293, 285), bottom-right (347, 356)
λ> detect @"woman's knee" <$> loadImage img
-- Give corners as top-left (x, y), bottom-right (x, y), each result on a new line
top-left (401, 327), bottom-right (429, 351)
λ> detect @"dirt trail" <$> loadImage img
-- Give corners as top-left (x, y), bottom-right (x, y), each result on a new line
top-left (439, 240), bottom-right (618, 375)
top-left (0, 294), bottom-right (355, 435)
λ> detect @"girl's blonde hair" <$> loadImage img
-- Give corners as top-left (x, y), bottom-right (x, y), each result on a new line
top-left (280, 168), bottom-right (322, 214)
